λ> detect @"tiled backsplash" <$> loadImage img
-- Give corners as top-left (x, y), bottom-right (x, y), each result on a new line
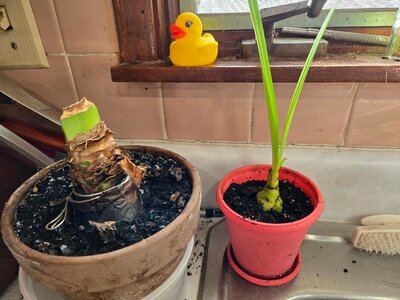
top-left (121, 141), bottom-right (400, 221)
top-left (252, 83), bottom-right (357, 145)
top-left (0, 0), bottom-right (399, 148)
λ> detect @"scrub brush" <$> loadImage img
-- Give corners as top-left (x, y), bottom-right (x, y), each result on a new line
top-left (352, 215), bottom-right (400, 255)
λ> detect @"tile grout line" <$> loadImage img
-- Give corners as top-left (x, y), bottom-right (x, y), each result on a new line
top-left (116, 138), bottom-right (400, 150)
top-left (51, 1), bottom-right (79, 102)
top-left (159, 83), bottom-right (169, 140)
top-left (64, 57), bottom-right (80, 101)
top-left (248, 83), bottom-right (256, 143)
top-left (340, 83), bottom-right (359, 146)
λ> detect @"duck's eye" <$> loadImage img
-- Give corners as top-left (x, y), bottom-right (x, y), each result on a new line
top-left (185, 21), bottom-right (193, 28)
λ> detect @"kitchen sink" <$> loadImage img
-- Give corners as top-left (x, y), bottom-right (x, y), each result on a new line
top-left (1, 218), bottom-right (399, 300)
top-left (200, 219), bottom-right (400, 300)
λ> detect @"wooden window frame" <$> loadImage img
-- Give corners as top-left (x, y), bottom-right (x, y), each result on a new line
top-left (111, 0), bottom-right (400, 83)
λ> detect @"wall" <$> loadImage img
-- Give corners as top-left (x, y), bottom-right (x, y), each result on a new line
top-left (1, 0), bottom-right (399, 148)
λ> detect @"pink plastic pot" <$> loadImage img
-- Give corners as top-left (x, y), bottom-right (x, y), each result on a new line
top-left (216, 165), bottom-right (323, 286)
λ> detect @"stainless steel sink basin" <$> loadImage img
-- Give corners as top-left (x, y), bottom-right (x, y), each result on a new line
top-left (200, 220), bottom-right (400, 300)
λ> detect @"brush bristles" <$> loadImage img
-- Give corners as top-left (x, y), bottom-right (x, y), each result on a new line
top-left (352, 225), bottom-right (400, 255)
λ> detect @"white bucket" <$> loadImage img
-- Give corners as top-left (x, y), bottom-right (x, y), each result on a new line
top-left (19, 237), bottom-right (194, 300)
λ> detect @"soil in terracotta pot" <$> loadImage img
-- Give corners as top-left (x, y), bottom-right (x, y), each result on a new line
top-left (224, 180), bottom-right (313, 223)
top-left (14, 150), bottom-right (192, 256)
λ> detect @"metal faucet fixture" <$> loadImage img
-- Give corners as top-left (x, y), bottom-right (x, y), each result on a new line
top-left (242, 0), bottom-right (329, 58)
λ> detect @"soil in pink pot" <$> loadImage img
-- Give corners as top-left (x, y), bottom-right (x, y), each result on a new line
top-left (224, 179), bottom-right (313, 224)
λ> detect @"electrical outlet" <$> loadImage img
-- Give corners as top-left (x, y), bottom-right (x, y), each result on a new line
top-left (0, 0), bottom-right (48, 69)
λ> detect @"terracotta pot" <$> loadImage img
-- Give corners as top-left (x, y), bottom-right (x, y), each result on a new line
top-left (0, 147), bottom-right (37, 293)
top-left (216, 164), bottom-right (323, 286)
top-left (1, 145), bottom-right (201, 299)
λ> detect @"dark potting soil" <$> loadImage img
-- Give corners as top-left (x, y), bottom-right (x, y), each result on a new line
top-left (14, 150), bottom-right (192, 256)
top-left (224, 180), bottom-right (313, 223)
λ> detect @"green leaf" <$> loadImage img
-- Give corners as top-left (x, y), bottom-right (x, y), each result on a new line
top-left (249, 0), bottom-right (340, 212)
top-left (279, 1), bottom-right (340, 159)
top-left (248, 0), bottom-right (280, 178)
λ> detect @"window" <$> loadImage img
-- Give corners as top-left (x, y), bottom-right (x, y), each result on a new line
top-left (181, 1), bottom-right (399, 30)
top-left (111, 0), bottom-right (400, 83)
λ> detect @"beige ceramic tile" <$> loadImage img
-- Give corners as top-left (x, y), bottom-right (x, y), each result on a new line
top-left (53, 0), bottom-right (118, 54)
top-left (69, 54), bottom-right (164, 139)
top-left (345, 83), bottom-right (400, 147)
top-left (163, 83), bottom-right (253, 141)
top-left (30, 0), bottom-right (64, 53)
top-left (0, 55), bottom-right (77, 110)
top-left (252, 83), bottom-right (356, 145)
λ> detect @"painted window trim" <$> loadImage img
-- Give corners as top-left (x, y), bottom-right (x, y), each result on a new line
top-left (111, 0), bottom-right (400, 83)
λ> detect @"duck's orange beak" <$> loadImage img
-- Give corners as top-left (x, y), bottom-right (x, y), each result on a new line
top-left (170, 24), bottom-right (186, 39)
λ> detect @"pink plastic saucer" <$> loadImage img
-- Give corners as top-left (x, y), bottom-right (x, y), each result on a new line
top-left (226, 243), bottom-right (301, 286)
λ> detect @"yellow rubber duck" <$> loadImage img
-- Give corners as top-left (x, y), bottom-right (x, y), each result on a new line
top-left (170, 12), bottom-right (218, 67)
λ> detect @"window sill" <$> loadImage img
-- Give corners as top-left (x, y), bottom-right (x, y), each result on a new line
top-left (111, 55), bottom-right (400, 83)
